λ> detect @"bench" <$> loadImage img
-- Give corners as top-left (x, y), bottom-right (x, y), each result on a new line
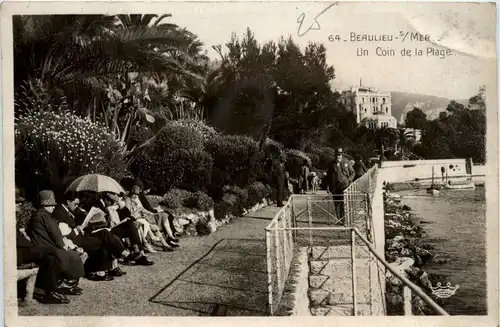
top-left (17, 265), bottom-right (39, 303)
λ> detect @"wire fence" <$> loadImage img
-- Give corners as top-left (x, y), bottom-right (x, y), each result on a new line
top-left (265, 164), bottom-right (449, 316)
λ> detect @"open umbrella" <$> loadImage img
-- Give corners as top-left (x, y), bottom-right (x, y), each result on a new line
top-left (66, 174), bottom-right (125, 194)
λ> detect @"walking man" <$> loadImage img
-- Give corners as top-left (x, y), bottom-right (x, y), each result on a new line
top-left (326, 148), bottom-right (354, 224)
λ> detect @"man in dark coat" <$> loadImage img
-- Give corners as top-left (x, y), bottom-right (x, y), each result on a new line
top-left (326, 148), bottom-right (355, 223)
top-left (53, 193), bottom-right (131, 279)
top-left (272, 159), bottom-right (287, 207)
top-left (26, 190), bottom-right (85, 303)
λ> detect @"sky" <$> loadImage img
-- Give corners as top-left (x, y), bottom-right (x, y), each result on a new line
top-left (164, 2), bottom-right (497, 100)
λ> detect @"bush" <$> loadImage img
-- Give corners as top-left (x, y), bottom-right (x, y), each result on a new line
top-left (162, 188), bottom-right (193, 209)
top-left (169, 119), bottom-right (218, 144)
top-left (15, 110), bottom-right (126, 202)
top-left (173, 149), bottom-right (213, 192)
top-left (154, 123), bottom-right (204, 156)
top-left (205, 135), bottom-right (265, 193)
top-left (16, 201), bottom-right (35, 230)
top-left (162, 188), bottom-right (214, 211)
top-left (285, 149), bottom-right (312, 167)
top-left (247, 181), bottom-right (270, 207)
top-left (131, 153), bottom-right (184, 194)
top-left (193, 191), bottom-right (214, 211)
top-left (131, 123), bottom-right (211, 194)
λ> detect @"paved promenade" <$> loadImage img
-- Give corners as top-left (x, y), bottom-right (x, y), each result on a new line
top-left (19, 204), bottom-right (282, 316)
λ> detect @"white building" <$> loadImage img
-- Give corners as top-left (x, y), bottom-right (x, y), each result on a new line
top-left (339, 83), bottom-right (397, 129)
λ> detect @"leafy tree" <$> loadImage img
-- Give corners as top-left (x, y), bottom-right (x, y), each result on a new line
top-left (404, 107), bottom-right (428, 130)
top-left (204, 29), bottom-right (345, 149)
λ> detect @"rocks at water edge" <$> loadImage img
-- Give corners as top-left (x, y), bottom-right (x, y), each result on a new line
top-left (383, 189), bottom-right (449, 315)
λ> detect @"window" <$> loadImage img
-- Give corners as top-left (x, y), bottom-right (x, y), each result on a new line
top-left (382, 97), bottom-right (386, 103)
top-left (386, 107), bottom-right (388, 113)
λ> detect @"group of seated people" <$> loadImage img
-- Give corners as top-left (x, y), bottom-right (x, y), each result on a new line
top-left (17, 179), bottom-right (181, 305)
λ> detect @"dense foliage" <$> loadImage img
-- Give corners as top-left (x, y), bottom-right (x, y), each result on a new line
top-left (15, 110), bottom-right (126, 201)
top-left (13, 14), bottom-right (487, 216)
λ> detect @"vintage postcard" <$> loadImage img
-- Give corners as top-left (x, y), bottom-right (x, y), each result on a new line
top-left (1, 1), bottom-right (498, 327)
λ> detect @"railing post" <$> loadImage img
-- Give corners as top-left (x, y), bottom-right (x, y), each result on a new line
top-left (307, 197), bottom-right (312, 246)
top-left (403, 286), bottom-right (413, 316)
top-left (274, 224), bottom-right (281, 303)
top-left (265, 228), bottom-right (273, 315)
top-left (343, 189), bottom-right (349, 227)
top-left (282, 209), bottom-right (288, 270)
top-left (292, 196), bottom-right (297, 239)
top-left (351, 229), bottom-right (357, 316)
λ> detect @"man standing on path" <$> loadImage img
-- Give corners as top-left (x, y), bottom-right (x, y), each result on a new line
top-left (326, 148), bottom-right (354, 223)
top-left (272, 159), bottom-right (287, 207)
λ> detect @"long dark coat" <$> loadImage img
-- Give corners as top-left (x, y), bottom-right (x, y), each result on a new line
top-left (27, 208), bottom-right (85, 279)
top-left (326, 158), bottom-right (355, 193)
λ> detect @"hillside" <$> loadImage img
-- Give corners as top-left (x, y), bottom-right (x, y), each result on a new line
top-left (390, 91), bottom-right (469, 123)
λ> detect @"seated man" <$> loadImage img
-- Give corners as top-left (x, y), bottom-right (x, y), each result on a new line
top-left (52, 193), bottom-right (128, 280)
top-left (26, 190), bottom-right (86, 303)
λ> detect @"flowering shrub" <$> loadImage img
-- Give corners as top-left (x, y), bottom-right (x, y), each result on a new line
top-left (15, 110), bottom-right (126, 200)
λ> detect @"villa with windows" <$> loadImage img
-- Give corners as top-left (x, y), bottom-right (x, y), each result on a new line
top-left (339, 83), bottom-right (398, 129)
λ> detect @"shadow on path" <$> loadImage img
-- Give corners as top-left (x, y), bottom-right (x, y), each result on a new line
top-left (150, 238), bottom-right (269, 316)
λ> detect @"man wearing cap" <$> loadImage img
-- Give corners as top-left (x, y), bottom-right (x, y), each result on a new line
top-left (326, 148), bottom-right (355, 223)
top-left (26, 190), bottom-right (86, 303)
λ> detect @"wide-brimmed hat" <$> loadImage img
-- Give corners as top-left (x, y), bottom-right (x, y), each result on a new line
top-left (335, 148), bottom-right (343, 155)
top-left (38, 190), bottom-right (57, 207)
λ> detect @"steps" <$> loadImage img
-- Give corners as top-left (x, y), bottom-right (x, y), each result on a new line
top-left (307, 245), bottom-right (385, 316)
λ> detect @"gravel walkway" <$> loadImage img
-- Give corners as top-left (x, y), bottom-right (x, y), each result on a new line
top-left (19, 205), bottom-right (281, 316)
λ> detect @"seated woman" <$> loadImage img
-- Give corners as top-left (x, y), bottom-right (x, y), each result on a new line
top-left (102, 194), bottom-right (154, 266)
top-left (130, 185), bottom-right (180, 247)
top-left (135, 180), bottom-right (181, 237)
top-left (126, 187), bottom-right (177, 252)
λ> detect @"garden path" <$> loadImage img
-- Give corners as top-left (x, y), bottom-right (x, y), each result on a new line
top-left (19, 203), bottom-right (283, 316)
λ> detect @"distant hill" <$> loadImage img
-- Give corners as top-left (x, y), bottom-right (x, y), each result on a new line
top-left (390, 91), bottom-right (469, 123)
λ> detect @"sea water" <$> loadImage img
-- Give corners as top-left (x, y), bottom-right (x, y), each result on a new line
top-left (398, 187), bottom-right (487, 315)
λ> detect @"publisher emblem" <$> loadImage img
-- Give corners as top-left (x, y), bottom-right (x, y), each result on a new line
top-left (430, 282), bottom-right (460, 299)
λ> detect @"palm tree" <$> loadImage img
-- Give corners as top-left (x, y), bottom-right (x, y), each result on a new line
top-left (396, 128), bottom-right (416, 160)
top-left (14, 14), bottom-right (206, 117)
top-left (375, 127), bottom-right (398, 159)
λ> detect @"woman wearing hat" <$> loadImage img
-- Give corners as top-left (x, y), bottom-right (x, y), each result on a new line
top-left (127, 185), bottom-right (178, 252)
top-left (26, 190), bottom-right (86, 303)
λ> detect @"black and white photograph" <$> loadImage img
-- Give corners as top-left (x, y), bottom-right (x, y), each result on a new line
top-left (1, 1), bottom-right (498, 326)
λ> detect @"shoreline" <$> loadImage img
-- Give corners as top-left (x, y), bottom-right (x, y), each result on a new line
top-left (383, 187), bottom-right (450, 315)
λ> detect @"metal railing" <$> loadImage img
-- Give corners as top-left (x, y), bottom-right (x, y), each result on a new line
top-left (265, 165), bottom-right (449, 316)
